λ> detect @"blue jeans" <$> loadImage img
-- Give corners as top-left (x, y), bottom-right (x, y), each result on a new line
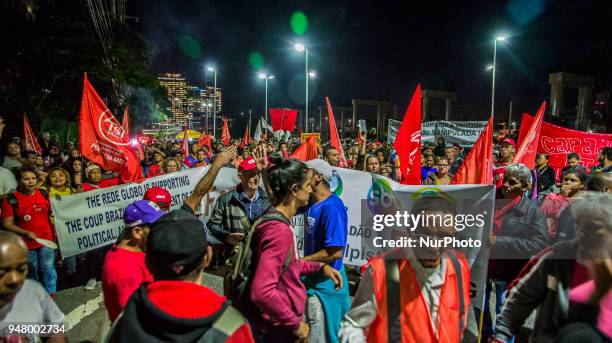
top-left (28, 247), bottom-right (57, 294)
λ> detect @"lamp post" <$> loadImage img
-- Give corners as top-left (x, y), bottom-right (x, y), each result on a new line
top-left (207, 66), bottom-right (217, 138)
top-left (258, 73), bottom-right (274, 122)
top-left (294, 43), bottom-right (311, 131)
top-left (488, 36), bottom-right (506, 117)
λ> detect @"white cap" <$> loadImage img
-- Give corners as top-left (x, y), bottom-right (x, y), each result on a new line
top-left (306, 159), bottom-right (333, 182)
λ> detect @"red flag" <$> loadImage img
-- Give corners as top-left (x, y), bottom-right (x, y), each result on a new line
top-left (221, 117), bottom-right (231, 146)
top-left (513, 101), bottom-right (546, 169)
top-left (198, 130), bottom-right (213, 153)
top-left (269, 108), bottom-right (298, 132)
top-left (79, 73), bottom-right (143, 183)
top-left (394, 84), bottom-right (422, 185)
top-left (325, 97), bottom-right (348, 167)
top-left (240, 126), bottom-right (249, 148)
top-left (452, 117), bottom-right (494, 184)
top-left (23, 113), bottom-right (42, 155)
top-left (290, 135), bottom-right (319, 161)
top-left (122, 107), bottom-right (130, 137)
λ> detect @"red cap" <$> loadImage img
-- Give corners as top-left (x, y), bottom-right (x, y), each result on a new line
top-left (239, 156), bottom-right (257, 171)
top-left (144, 186), bottom-right (171, 208)
top-left (500, 138), bottom-right (517, 149)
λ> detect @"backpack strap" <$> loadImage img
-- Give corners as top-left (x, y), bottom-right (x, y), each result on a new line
top-left (7, 193), bottom-right (18, 215)
top-left (39, 188), bottom-right (49, 200)
top-left (447, 251), bottom-right (466, 334)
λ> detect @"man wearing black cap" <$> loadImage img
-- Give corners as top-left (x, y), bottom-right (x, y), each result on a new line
top-left (107, 210), bottom-right (254, 342)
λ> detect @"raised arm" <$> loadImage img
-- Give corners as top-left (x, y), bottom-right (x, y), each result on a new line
top-left (183, 146), bottom-right (236, 212)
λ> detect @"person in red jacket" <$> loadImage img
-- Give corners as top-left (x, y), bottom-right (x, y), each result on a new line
top-left (107, 210), bottom-right (255, 342)
top-left (82, 164), bottom-right (118, 192)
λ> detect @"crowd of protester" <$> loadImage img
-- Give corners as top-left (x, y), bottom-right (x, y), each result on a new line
top-left (1, 114), bottom-right (611, 343)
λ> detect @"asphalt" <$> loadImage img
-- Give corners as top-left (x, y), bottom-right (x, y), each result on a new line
top-left (55, 272), bottom-right (534, 342)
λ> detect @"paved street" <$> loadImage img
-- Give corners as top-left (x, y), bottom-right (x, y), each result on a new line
top-left (55, 272), bottom-right (534, 342)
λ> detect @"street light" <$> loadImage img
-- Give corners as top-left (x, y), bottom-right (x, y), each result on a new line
top-left (294, 43), bottom-right (310, 131)
top-left (206, 66), bottom-right (217, 138)
top-left (489, 35), bottom-right (507, 117)
top-left (258, 73), bottom-right (274, 122)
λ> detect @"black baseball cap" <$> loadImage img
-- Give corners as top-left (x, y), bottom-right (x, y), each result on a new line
top-left (146, 210), bottom-right (208, 280)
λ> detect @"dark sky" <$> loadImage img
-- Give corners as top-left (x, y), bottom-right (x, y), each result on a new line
top-left (127, 0), bottom-right (611, 122)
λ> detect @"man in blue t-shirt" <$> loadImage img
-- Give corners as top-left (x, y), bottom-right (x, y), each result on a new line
top-left (303, 159), bottom-right (350, 343)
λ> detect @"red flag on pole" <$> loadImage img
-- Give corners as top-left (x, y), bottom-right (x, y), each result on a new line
top-left (325, 97), bottom-right (348, 167)
top-left (79, 73), bottom-right (143, 183)
top-left (394, 84), bottom-right (422, 184)
top-left (451, 117), bottom-right (494, 184)
top-left (513, 101), bottom-right (546, 170)
top-left (221, 117), bottom-right (231, 146)
top-left (239, 126), bottom-right (249, 148)
top-left (290, 135), bottom-right (319, 161)
top-left (23, 113), bottom-right (42, 155)
top-left (122, 107), bottom-right (130, 137)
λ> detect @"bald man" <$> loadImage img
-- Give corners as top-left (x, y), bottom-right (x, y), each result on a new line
top-left (0, 231), bottom-right (66, 342)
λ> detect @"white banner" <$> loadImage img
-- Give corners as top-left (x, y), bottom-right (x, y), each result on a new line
top-left (388, 120), bottom-right (487, 147)
top-left (52, 166), bottom-right (211, 258)
top-left (53, 164), bottom-right (493, 308)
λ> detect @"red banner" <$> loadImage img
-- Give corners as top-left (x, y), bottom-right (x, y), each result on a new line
top-left (518, 113), bottom-right (612, 172)
top-left (23, 113), bottom-right (42, 155)
top-left (79, 73), bottom-right (143, 183)
top-left (269, 108), bottom-right (298, 132)
top-left (122, 107), bottom-right (130, 137)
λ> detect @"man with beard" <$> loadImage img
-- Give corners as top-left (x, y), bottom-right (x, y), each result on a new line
top-left (339, 197), bottom-right (471, 343)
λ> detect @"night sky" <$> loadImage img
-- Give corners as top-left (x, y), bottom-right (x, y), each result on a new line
top-left (127, 0), bottom-right (611, 122)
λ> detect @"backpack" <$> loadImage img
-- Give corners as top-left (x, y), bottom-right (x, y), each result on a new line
top-left (6, 188), bottom-right (50, 215)
top-left (223, 209), bottom-right (293, 301)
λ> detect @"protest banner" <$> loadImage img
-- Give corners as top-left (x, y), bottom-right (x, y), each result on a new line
top-left (54, 163), bottom-right (494, 307)
top-left (52, 166), bottom-right (211, 258)
top-left (388, 120), bottom-right (488, 147)
top-left (200, 166), bottom-right (495, 309)
top-left (518, 113), bottom-right (612, 172)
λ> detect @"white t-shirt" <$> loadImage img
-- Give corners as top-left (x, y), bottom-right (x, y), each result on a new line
top-left (0, 280), bottom-right (65, 339)
top-left (0, 166), bottom-right (17, 196)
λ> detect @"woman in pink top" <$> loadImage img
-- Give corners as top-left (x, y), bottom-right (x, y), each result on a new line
top-left (243, 147), bottom-right (342, 342)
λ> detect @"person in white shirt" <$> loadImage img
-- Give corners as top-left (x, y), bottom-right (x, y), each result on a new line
top-left (0, 231), bottom-right (67, 342)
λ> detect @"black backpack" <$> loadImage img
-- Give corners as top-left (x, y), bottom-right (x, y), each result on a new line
top-left (223, 209), bottom-right (293, 302)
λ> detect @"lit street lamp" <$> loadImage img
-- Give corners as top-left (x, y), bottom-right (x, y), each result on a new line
top-left (258, 73), bottom-right (274, 122)
top-left (207, 66), bottom-right (218, 138)
top-left (489, 35), bottom-right (507, 117)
